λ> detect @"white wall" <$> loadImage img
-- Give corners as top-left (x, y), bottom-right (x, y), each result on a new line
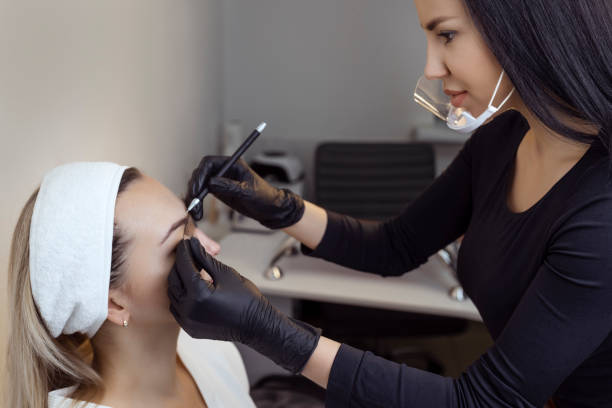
top-left (0, 0), bottom-right (223, 386)
top-left (222, 0), bottom-right (435, 197)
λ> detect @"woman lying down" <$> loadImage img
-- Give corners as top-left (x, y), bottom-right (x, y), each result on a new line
top-left (5, 162), bottom-right (256, 407)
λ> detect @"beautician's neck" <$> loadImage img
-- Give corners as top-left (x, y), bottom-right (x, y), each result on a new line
top-left (91, 323), bottom-right (182, 404)
top-left (510, 102), bottom-right (591, 163)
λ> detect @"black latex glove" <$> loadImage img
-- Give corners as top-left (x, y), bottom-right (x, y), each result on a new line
top-left (186, 156), bottom-right (305, 229)
top-left (168, 237), bottom-right (321, 374)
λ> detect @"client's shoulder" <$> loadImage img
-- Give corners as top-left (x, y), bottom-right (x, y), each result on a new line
top-left (177, 330), bottom-right (251, 395)
top-left (177, 330), bottom-right (243, 364)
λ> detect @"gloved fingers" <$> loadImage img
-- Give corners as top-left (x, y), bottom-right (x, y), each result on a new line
top-left (169, 304), bottom-right (210, 339)
top-left (185, 156), bottom-right (227, 219)
top-left (194, 155), bottom-right (227, 185)
top-left (188, 237), bottom-right (215, 276)
top-left (172, 240), bottom-right (195, 288)
top-left (169, 303), bottom-right (190, 330)
top-left (184, 181), bottom-right (203, 221)
top-left (188, 237), bottom-right (215, 283)
top-left (193, 156), bottom-right (232, 193)
top-left (193, 227), bottom-right (221, 256)
top-left (211, 157), bottom-right (251, 180)
top-left (167, 283), bottom-right (183, 306)
top-left (175, 239), bottom-right (215, 294)
top-left (208, 176), bottom-right (249, 197)
top-left (200, 269), bottom-right (214, 283)
top-left (188, 236), bottom-right (234, 284)
top-left (167, 263), bottom-right (186, 299)
top-left (189, 201), bottom-right (204, 221)
top-left (186, 165), bottom-right (204, 207)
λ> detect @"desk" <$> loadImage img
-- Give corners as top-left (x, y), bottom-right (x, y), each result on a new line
top-left (216, 230), bottom-right (481, 322)
top-left (216, 229), bottom-right (481, 384)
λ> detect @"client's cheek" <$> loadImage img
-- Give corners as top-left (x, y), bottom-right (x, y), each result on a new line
top-left (132, 273), bottom-right (168, 306)
top-left (129, 263), bottom-right (174, 314)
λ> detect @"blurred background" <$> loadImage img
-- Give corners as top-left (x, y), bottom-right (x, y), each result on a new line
top-left (0, 0), bottom-right (477, 390)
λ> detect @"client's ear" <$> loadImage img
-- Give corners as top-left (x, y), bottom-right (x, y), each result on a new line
top-left (107, 289), bottom-right (131, 327)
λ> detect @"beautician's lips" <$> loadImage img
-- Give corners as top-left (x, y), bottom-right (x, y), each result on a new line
top-left (445, 89), bottom-right (468, 107)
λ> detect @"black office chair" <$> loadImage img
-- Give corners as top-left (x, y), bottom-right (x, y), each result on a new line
top-left (313, 142), bottom-right (436, 219)
top-left (295, 142), bottom-right (467, 374)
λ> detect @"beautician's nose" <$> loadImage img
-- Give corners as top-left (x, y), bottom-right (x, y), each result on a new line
top-left (424, 42), bottom-right (448, 80)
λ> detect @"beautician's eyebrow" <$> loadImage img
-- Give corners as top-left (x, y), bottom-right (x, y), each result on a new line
top-left (423, 16), bottom-right (455, 31)
top-left (160, 216), bottom-right (188, 245)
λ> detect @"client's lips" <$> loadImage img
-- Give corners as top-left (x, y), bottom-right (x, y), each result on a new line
top-left (444, 89), bottom-right (468, 107)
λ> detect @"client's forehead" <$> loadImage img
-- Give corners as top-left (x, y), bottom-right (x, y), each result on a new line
top-left (114, 175), bottom-right (185, 242)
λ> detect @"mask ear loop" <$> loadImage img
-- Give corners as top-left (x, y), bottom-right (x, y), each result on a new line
top-left (489, 71), bottom-right (515, 110)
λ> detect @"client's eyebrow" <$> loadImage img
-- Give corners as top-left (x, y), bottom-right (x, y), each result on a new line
top-left (160, 216), bottom-right (188, 245)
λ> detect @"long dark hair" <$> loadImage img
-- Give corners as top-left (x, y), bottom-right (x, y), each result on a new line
top-left (462, 0), bottom-right (612, 151)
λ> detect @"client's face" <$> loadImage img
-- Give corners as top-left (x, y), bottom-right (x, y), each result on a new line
top-left (112, 175), bottom-right (218, 327)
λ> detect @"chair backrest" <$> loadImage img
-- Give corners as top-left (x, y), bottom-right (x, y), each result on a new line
top-left (314, 142), bottom-right (435, 220)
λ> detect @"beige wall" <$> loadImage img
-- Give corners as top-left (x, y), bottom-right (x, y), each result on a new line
top-left (0, 0), bottom-right (223, 388)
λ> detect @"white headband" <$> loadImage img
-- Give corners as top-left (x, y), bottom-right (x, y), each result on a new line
top-left (29, 162), bottom-right (128, 338)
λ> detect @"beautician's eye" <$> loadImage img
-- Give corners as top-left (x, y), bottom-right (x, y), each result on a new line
top-left (438, 31), bottom-right (456, 44)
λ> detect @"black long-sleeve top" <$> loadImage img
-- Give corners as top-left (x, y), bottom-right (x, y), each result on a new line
top-left (303, 110), bottom-right (612, 407)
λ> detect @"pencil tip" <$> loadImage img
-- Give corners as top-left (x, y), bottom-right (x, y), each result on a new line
top-left (186, 198), bottom-right (199, 213)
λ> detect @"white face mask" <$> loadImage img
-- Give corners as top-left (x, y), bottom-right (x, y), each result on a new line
top-left (414, 71), bottom-right (515, 133)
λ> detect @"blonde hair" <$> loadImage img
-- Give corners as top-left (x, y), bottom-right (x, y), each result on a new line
top-left (5, 168), bottom-right (141, 408)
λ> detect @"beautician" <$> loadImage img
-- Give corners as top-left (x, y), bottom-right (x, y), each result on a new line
top-left (167, 0), bottom-right (612, 406)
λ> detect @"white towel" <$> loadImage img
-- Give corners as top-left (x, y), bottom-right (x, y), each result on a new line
top-left (29, 162), bottom-right (127, 338)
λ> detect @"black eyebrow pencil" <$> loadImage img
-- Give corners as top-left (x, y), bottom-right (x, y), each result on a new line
top-left (186, 121), bottom-right (267, 214)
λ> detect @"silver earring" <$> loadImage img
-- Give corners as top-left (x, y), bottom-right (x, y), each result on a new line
top-left (123, 320), bottom-right (128, 328)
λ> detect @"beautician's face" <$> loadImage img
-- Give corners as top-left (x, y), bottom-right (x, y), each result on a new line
top-left (414, 0), bottom-right (516, 117)
top-left (113, 175), bottom-right (218, 327)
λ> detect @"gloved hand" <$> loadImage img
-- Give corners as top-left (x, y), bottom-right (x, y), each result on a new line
top-left (186, 156), bottom-right (305, 229)
top-left (168, 237), bottom-right (321, 374)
